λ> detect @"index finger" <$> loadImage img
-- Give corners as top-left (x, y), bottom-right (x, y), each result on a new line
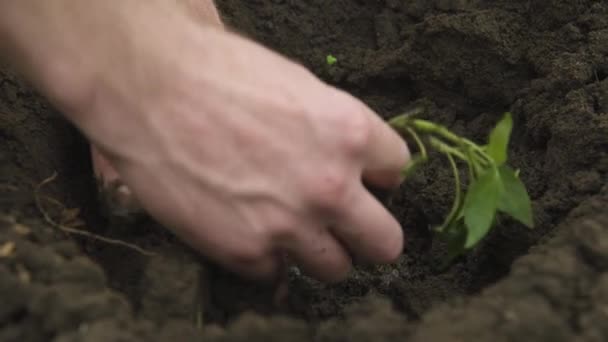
top-left (360, 103), bottom-right (410, 188)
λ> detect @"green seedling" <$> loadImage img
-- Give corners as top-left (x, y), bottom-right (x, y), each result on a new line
top-left (389, 108), bottom-right (534, 260)
top-left (326, 54), bottom-right (338, 66)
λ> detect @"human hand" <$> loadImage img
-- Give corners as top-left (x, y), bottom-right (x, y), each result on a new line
top-left (3, 1), bottom-right (410, 283)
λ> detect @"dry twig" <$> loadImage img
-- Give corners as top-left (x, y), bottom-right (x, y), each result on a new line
top-left (34, 172), bottom-right (156, 257)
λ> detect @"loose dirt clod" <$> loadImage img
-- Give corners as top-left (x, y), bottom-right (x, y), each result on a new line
top-left (0, 241), bottom-right (15, 258)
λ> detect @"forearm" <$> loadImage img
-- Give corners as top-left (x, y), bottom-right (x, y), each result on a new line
top-left (0, 0), bottom-right (223, 117)
top-left (179, 0), bottom-right (224, 26)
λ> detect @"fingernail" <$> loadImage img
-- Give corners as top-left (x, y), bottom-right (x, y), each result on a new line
top-left (91, 146), bottom-right (145, 221)
top-left (97, 179), bottom-right (145, 221)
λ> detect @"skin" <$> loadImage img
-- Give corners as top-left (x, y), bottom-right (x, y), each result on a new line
top-left (90, 0), bottom-right (226, 213)
top-left (0, 0), bottom-right (410, 284)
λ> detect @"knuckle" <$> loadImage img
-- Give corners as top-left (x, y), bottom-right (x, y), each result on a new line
top-left (265, 212), bottom-right (298, 241)
top-left (306, 168), bottom-right (353, 212)
top-left (337, 105), bottom-right (373, 156)
top-left (228, 241), bottom-right (269, 266)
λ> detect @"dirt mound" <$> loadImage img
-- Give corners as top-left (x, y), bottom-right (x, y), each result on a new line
top-left (1, 0), bottom-right (608, 340)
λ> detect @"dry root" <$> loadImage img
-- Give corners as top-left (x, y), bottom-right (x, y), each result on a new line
top-left (34, 172), bottom-right (156, 257)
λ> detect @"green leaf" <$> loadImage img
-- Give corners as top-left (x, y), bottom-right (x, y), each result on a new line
top-left (444, 217), bottom-right (467, 258)
top-left (435, 217), bottom-right (467, 269)
top-left (463, 168), bottom-right (502, 248)
top-left (486, 113), bottom-right (513, 165)
top-left (497, 165), bottom-right (534, 228)
top-left (326, 54), bottom-right (338, 65)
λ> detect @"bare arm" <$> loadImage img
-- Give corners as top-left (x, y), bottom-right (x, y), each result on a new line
top-left (0, 0), bottom-right (408, 283)
top-left (0, 0), bottom-right (221, 117)
top-left (179, 0), bottom-right (224, 25)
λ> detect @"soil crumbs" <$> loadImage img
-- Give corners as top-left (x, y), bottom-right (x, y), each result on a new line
top-left (2, 0), bottom-right (608, 341)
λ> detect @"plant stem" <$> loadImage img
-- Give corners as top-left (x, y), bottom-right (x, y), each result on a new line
top-left (464, 146), bottom-right (478, 180)
top-left (427, 137), bottom-right (467, 162)
top-left (435, 153), bottom-right (462, 233)
top-left (409, 119), bottom-right (493, 166)
top-left (409, 119), bottom-right (462, 144)
top-left (406, 127), bottom-right (427, 159)
top-left (389, 110), bottom-right (496, 191)
top-left (391, 121), bottom-right (430, 178)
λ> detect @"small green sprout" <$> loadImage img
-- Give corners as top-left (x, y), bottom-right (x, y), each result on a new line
top-left (389, 108), bottom-right (534, 260)
top-left (326, 54), bottom-right (338, 66)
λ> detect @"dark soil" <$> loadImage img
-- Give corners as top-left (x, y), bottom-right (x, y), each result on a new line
top-left (1, 0), bottom-right (608, 341)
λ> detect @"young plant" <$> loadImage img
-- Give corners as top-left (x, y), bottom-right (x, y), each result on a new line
top-left (389, 107), bottom-right (534, 259)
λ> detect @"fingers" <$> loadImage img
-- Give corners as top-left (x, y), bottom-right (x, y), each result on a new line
top-left (226, 251), bottom-right (284, 284)
top-left (358, 102), bottom-right (410, 188)
top-left (91, 145), bottom-right (144, 219)
top-left (275, 180), bottom-right (404, 283)
top-left (285, 224), bottom-right (353, 283)
top-left (269, 97), bottom-right (407, 281)
top-left (330, 183), bottom-right (404, 264)
top-left (91, 144), bottom-right (121, 185)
